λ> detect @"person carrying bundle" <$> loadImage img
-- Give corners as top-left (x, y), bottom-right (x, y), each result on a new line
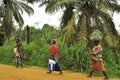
top-left (13, 36), bottom-right (24, 67)
top-left (87, 30), bottom-right (108, 80)
top-left (47, 39), bottom-right (62, 75)
top-left (13, 46), bottom-right (23, 67)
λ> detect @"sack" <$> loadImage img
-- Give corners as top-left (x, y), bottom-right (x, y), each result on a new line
top-left (48, 64), bottom-right (56, 71)
top-left (55, 63), bottom-right (60, 71)
top-left (48, 59), bottom-right (56, 71)
top-left (48, 59), bottom-right (56, 64)
top-left (89, 30), bottom-right (103, 41)
top-left (13, 47), bottom-right (17, 54)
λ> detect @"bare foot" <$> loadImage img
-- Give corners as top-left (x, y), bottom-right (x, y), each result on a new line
top-left (47, 71), bottom-right (52, 74)
top-left (87, 75), bottom-right (92, 78)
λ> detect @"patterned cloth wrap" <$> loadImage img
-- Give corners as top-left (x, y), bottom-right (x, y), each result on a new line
top-left (91, 44), bottom-right (103, 61)
top-left (13, 47), bottom-right (20, 57)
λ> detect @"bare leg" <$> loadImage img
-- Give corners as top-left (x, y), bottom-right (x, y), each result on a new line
top-left (16, 56), bottom-right (19, 67)
top-left (102, 71), bottom-right (109, 80)
top-left (87, 71), bottom-right (94, 77)
top-left (56, 63), bottom-right (62, 74)
top-left (47, 64), bottom-right (52, 74)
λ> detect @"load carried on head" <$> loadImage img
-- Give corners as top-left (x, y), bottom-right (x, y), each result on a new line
top-left (89, 30), bottom-right (103, 41)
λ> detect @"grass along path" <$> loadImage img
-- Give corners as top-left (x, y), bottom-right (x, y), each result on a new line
top-left (0, 64), bottom-right (119, 80)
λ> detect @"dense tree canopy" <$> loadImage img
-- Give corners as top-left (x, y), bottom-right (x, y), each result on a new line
top-left (0, 0), bottom-right (34, 42)
top-left (38, 0), bottom-right (120, 47)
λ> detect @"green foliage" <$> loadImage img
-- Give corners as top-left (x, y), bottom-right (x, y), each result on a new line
top-left (23, 41), bottom-right (50, 67)
top-left (1, 39), bottom-right (120, 78)
top-left (0, 0), bottom-right (34, 41)
top-left (59, 43), bottom-right (90, 72)
top-left (0, 24), bottom-right (120, 78)
top-left (0, 45), bottom-right (14, 64)
top-left (40, 0), bottom-right (120, 48)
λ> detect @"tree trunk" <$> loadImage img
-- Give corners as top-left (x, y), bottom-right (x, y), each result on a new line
top-left (26, 25), bottom-right (30, 45)
top-left (0, 27), bottom-right (5, 46)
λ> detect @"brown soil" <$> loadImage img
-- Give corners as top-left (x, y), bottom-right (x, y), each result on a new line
top-left (0, 64), bottom-right (119, 80)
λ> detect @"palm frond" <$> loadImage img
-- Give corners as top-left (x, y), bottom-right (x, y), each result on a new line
top-left (77, 16), bottom-right (88, 48)
top-left (18, 1), bottom-right (34, 16)
top-left (10, 0), bottom-right (34, 26)
top-left (39, 1), bottom-right (48, 7)
top-left (45, 0), bottom-right (77, 14)
top-left (98, 10), bottom-right (118, 36)
top-left (108, 3), bottom-right (120, 13)
top-left (107, 18), bottom-right (118, 36)
top-left (61, 4), bottom-right (73, 29)
top-left (63, 12), bottom-right (76, 44)
top-left (13, 10), bottom-right (24, 27)
top-left (98, 0), bottom-right (120, 13)
top-left (24, 0), bottom-right (40, 3)
top-left (42, 0), bottom-right (120, 47)
top-left (10, 0), bottom-right (24, 15)
top-left (102, 22), bottom-right (118, 47)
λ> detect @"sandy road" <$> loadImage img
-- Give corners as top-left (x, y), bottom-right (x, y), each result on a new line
top-left (0, 64), bottom-right (119, 80)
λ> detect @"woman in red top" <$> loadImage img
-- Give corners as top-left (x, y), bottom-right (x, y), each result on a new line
top-left (50, 39), bottom-right (58, 62)
top-left (47, 39), bottom-right (62, 74)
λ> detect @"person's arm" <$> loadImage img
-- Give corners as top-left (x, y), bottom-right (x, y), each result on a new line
top-left (86, 53), bottom-right (95, 56)
top-left (55, 53), bottom-right (58, 59)
top-left (93, 47), bottom-right (102, 55)
top-left (86, 49), bottom-right (96, 56)
top-left (50, 45), bottom-right (54, 60)
top-left (54, 45), bottom-right (58, 60)
top-left (50, 45), bottom-right (53, 54)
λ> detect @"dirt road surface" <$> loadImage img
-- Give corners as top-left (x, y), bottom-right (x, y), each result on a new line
top-left (0, 64), bottom-right (119, 80)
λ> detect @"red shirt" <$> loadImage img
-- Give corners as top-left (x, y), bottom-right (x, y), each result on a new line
top-left (50, 44), bottom-right (58, 54)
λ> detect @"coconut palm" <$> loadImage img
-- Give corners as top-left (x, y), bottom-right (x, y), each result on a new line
top-left (39, 0), bottom-right (120, 47)
top-left (0, 0), bottom-right (34, 42)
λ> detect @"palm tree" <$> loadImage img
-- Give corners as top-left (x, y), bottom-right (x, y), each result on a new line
top-left (0, 0), bottom-right (34, 42)
top-left (40, 0), bottom-right (120, 47)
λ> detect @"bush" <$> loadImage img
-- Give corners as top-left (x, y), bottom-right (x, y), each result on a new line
top-left (0, 40), bottom-right (120, 78)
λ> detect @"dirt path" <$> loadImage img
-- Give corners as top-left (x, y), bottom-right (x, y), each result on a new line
top-left (0, 64), bottom-right (119, 80)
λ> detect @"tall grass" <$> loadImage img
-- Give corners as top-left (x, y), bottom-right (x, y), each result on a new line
top-left (0, 40), bottom-right (120, 78)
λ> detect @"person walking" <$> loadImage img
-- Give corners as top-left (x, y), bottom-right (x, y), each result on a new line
top-left (13, 36), bottom-right (23, 67)
top-left (13, 46), bottom-right (23, 67)
top-left (47, 39), bottom-right (62, 74)
top-left (87, 30), bottom-right (108, 80)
